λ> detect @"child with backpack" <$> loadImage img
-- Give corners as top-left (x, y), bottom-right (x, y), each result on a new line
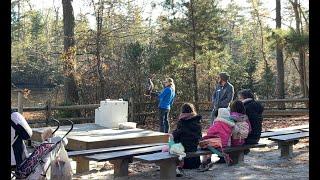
top-left (198, 108), bottom-right (235, 171)
top-left (230, 100), bottom-right (251, 146)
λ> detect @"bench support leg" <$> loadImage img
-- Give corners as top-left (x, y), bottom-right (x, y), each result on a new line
top-left (110, 158), bottom-right (133, 178)
top-left (157, 160), bottom-right (177, 180)
top-left (74, 156), bottom-right (90, 174)
top-left (227, 151), bottom-right (244, 166)
top-left (278, 141), bottom-right (295, 158)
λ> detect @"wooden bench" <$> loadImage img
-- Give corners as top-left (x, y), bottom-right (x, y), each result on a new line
top-left (84, 145), bottom-right (164, 178)
top-left (68, 143), bottom-right (165, 174)
top-left (268, 132), bottom-right (309, 158)
top-left (134, 143), bottom-right (266, 179)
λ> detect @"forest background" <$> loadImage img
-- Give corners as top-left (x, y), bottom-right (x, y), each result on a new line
top-left (11, 0), bottom-right (309, 109)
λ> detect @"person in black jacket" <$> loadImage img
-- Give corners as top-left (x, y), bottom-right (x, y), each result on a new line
top-left (172, 103), bottom-right (202, 171)
top-left (237, 89), bottom-right (264, 146)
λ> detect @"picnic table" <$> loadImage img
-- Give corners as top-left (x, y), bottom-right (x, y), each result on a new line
top-left (31, 123), bottom-right (169, 173)
top-left (31, 123), bottom-right (169, 150)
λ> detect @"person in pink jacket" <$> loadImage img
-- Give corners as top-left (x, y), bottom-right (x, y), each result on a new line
top-left (199, 108), bottom-right (235, 170)
top-left (202, 108), bottom-right (235, 147)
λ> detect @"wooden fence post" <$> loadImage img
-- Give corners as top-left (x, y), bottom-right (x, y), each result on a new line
top-left (18, 91), bottom-right (23, 114)
top-left (129, 97), bottom-right (134, 122)
top-left (45, 100), bottom-right (52, 126)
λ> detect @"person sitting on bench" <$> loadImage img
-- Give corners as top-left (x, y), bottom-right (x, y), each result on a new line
top-left (199, 108), bottom-right (235, 170)
top-left (238, 89), bottom-right (264, 154)
top-left (230, 100), bottom-right (251, 146)
top-left (172, 103), bottom-right (202, 177)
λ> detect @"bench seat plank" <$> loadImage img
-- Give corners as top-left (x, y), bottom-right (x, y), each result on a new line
top-left (68, 143), bottom-right (165, 157)
top-left (260, 130), bottom-right (302, 138)
top-left (85, 145), bottom-right (164, 162)
top-left (268, 132), bottom-right (309, 142)
top-left (134, 143), bottom-right (266, 162)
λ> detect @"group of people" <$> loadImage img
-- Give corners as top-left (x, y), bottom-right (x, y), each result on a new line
top-left (150, 72), bottom-right (264, 176)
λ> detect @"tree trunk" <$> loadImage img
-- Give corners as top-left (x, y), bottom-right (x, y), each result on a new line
top-left (190, 0), bottom-right (198, 103)
top-left (276, 0), bottom-right (285, 108)
top-left (95, 1), bottom-right (106, 100)
top-left (62, 0), bottom-right (79, 105)
top-left (290, 0), bottom-right (308, 97)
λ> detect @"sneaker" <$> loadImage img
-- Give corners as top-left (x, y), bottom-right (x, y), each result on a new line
top-left (176, 167), bottom-right (183, 177)
top-left (198, 162), bottom-right (214, 172)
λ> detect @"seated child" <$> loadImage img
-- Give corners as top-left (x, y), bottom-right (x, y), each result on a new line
top-left (230, 100), bottom-right (251, 146)
top-left (199, 108), bottom-right (235, 170)
top-left (172, 103), bottom-right (202, 176)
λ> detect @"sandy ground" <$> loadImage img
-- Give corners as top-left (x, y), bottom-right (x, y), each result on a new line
top-left (71, 138), bottom-right (309, 180)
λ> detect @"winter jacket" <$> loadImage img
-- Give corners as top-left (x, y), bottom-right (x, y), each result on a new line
top-left (158, 86), bottom-right (176, 109)
top-left (172, 113), bottom-right (202, 169)
top-left (11, 112), bottom-right (33, 166)
top-left (212, 82), bottom-right (234, 110)
top-left (230, 112), bottom-right (251, 146)
top-left (202, 116), bottom-right (235, 147)
top-left (242, 98), bottom-right (264, 144)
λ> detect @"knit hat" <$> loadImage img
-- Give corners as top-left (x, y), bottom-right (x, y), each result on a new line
top-left (217, 108), bottom-right (230, 119)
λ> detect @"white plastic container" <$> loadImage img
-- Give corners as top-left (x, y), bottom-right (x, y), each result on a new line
top-left (95, 99), bottom-right (128, 128)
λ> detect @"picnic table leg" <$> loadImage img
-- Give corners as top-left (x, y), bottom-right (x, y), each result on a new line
top-left (74, 156), bottom-right (90, 173)
top-left (157, 160), bottom-right (177, 180)
top-left (227, 150), bottom-right (244, 166)
top-left (110, 158), bottom-right (133, 178)
top-left (278, 141), bottom-right (294, 158)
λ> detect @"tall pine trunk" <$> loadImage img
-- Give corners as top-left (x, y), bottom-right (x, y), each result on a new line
top-left (190, 0), bottom-right (198, 104)
top-left (290, 0), bottom-right (308, 97)
top-left (62, 0), bottom-right (79, 105)
top-left (276, 0), bottom-right (285, 108)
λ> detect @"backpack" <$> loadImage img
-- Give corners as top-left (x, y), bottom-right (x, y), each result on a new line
top-left (232, 121), bottom-right (250, 140)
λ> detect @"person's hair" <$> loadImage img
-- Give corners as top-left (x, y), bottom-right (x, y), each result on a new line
top-left (238, 89), bottom-right (255, 100)
top-left (166, 77), bottom-right (175, 91)
top-left (181, 103), bottom-right (197, 114)
top-left (230, 100), bottom-right (246, 114)
top-left (219, 72), bottom-right (230, 82)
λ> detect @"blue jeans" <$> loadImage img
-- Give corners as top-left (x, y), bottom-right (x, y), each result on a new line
top-left (159, 108), bottom-right (170, 133)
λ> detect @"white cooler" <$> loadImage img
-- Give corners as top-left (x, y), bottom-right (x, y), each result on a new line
top-left (95, 99), bottom-right (128, 128)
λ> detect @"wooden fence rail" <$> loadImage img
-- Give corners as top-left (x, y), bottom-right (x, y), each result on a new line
top-left (11, 92), bottom-right (309, 127)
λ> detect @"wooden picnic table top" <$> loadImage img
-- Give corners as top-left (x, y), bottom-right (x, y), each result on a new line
top-left (268, 132), bottom-right (309, 142)
top-left (267, 124), bottom-right (309, 132)
top-left (260, 130), bottom-right (302, 138)
top-left (31, 123), bottom-right (169, 150)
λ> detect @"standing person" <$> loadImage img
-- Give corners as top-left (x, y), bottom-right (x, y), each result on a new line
top-left (11, 111), bottom-right (33, 168)
top-left (237, 89), bottom-right (264, 149)
top-left (172, 103), bottom-right (202, 176)
top-left (211, 72), bottom-right (234, 124)
top-left (151, 78), bottom-right (176, 133)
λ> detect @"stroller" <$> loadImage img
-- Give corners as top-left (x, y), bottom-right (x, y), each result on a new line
top-left (11, 118), bottom-right (74, 180)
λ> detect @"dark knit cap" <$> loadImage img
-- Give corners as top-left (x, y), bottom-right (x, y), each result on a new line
top-left (219, 72), bottom-right (230, 81)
